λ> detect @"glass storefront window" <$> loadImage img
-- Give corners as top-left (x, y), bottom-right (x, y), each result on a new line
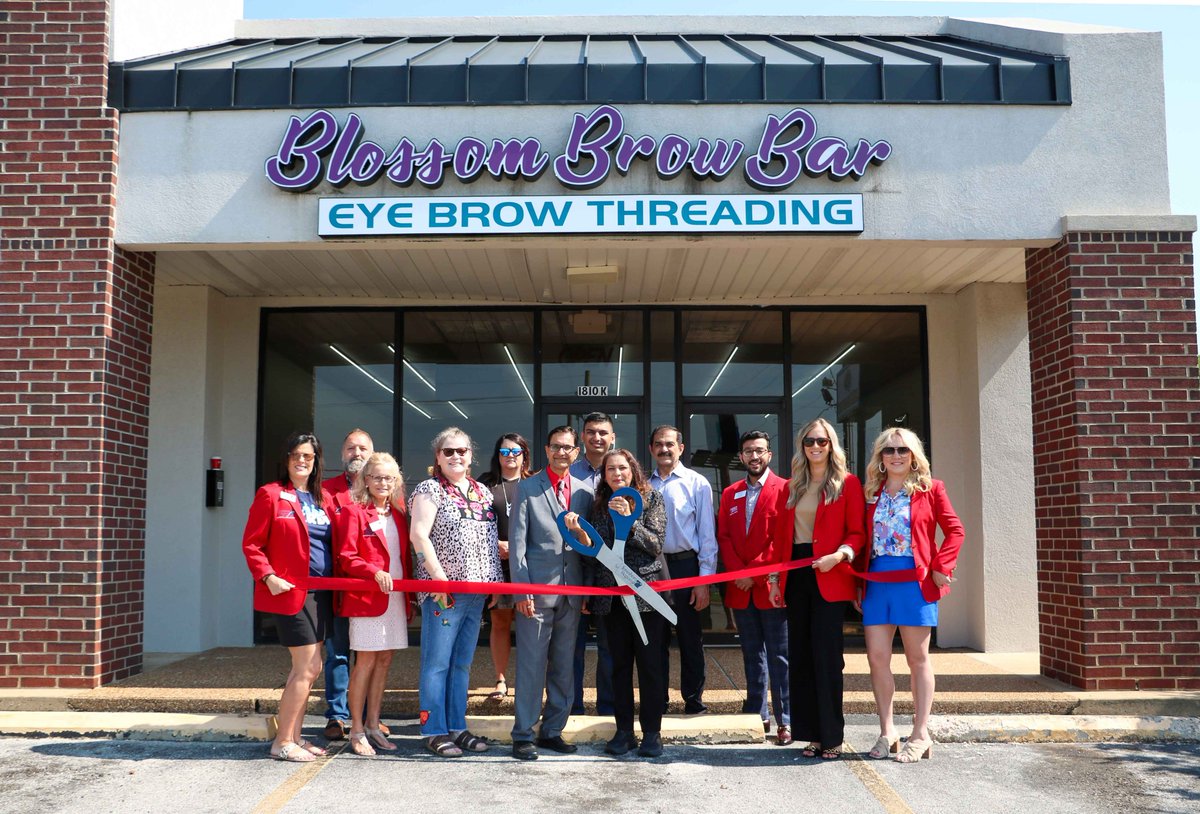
top-left (649, 310), bottom-right (676, 447)
top-left (541, 310), bottom-right (644, 397)
top-left (790, 310), bottom-right (926, 478)
top-left (402, 311), bottom-right (534, 494)
top-left (682, 311), bottom-right (783, 398)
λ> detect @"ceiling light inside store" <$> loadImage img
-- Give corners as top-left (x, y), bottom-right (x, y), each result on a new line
top-left (566, 265), bottom-right (619, 285)
top-left (792, 344), bottom-right (856, 398)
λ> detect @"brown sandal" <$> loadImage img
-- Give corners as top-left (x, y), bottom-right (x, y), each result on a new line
top-left (425, 734), bottom-right (463, 757)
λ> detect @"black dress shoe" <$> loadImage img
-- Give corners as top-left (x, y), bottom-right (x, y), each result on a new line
top-left (683, 704), bottom-right (709, 715)
top-left (512, 741), bottom-right (538, 761)
top-left (638, 732), bottom-right (663, 758)
top-left (535, 735), bottom-right (578, 754)
top-left (604, 730), bottom-right (638, 756)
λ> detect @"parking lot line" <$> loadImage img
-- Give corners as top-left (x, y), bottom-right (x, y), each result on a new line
top-left (252, 742), bottom-right (347, 814)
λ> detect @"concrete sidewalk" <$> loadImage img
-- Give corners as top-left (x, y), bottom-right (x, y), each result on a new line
top-left (2, 645), bottom-right (1197, 744)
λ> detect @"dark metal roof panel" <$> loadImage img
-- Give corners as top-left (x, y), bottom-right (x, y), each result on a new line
top-left (108, 33), bottom-right (1070, 111)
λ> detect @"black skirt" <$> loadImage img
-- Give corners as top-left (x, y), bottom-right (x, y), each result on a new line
top-left (271, 590), bottom-right (333, 647)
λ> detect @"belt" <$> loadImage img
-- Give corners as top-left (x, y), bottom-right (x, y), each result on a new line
top-left (664, 550), bottom-right (698, 562)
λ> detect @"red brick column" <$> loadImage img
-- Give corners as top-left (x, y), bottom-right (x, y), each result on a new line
top-left (0, 2), bottom-right (154, 688)
top-left (1026, 229), bottom-right (1200, 690)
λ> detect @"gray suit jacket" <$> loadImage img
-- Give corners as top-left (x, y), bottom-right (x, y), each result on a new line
top-left (509, 469), bottom-right (592, 609)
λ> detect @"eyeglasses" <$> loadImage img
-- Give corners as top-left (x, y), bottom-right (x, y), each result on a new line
top-left (498, 447), bottom-right (524, 457)
top-left (440, 447), bottom-right (470, 458)
top-left (741, 448), bottom-right (771, 458)
top-left (802, 437), bottom-right (830, 448)
top-left (882, 446), bottom-right (912, 457)
top-left (366, 475), bottom-right (396, 484)
top-left (289, 452), bottom-right (315, 462)
top-left (548, 444), bottom-right (577, 453)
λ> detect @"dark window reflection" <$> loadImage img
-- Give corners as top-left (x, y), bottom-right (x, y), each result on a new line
top-left (682, 311), bottom-right (783, 398)
top-left (541, 310), bottom-right (644, 397)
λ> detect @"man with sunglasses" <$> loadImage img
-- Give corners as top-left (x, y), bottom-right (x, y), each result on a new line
top-left (568, 412), bottom-right (617, 717)
top-left (717, 431), bottom-right (792, 744)
top-left (318, 429), bottom-right (377, 742)
top-left (508, 426), bottom-right (594, 760)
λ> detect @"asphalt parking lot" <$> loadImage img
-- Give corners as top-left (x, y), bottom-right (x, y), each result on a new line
top-left (2, 716), bottom-right (1197, 814)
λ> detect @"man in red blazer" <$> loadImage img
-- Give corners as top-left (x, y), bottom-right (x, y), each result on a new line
top-left (318, 428), bottom-right (374, 741)
top-left (717, 431), bottom-right (792, 745)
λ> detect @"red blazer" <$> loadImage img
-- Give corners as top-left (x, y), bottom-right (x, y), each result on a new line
top-left (772, 473), bottom-right (867, 603)
top-left (242, 482), bottom-right (335, 615)
top-left (717, 470), bottom-right (789, 609)
top-left (863, 479), bottom-right (964, 603)
top-left (322, 473), bottom-right (355, 513)
top-left (336, 502), bottom-right (413, 621)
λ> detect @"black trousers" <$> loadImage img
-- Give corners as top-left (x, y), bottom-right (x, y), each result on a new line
top-left (660, 551), bottom-right (706, 711)
top-left (602, 605), bottom-right (668, 735)
top-left (785, 546), bottom-right (847, 747)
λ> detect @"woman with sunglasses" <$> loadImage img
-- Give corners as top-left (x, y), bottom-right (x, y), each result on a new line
top-left (336, 452), bottom-right (412, 756)
top-left (241, 431), bottom-right (336, 763)
top-left (479, 433), bottom-right (534, 702)
top-left (772, 418), bottom-right (865, 761)
top-left (409, 427), bottom-right (503, 757)
top-left (860, 427), bottom-right (964, 763)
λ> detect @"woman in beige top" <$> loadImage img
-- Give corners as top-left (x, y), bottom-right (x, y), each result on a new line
top-left (771, 418), bottom-right (866, 760)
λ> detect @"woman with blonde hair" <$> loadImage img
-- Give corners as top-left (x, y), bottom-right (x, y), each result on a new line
top-left (860, 427), bottom-right (964, 763)
top-left (772, 418), bottom-right (865, 760)
top-left (336, 452), bottom-right (412, 756)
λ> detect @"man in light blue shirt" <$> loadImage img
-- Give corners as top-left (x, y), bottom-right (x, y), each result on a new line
top-left (648, 424), bottom-right (716, 714)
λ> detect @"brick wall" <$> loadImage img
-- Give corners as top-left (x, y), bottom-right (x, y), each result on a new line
top-left (1026, 231), bottom-right (1200, 690)
top-left (0, 2), bottom-right (154, 688)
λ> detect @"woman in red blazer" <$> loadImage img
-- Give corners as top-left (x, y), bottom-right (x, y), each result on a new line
top-left (336, 452), bottom-right (413, 756)
top-left (859, 427), bottom-right (964, 764)
top-left (773, 418), bottom-right (866, 760)
top-left (241, 431), bottom-right (336, 763)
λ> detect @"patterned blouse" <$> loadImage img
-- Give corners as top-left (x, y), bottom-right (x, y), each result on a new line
top-left (872, 488), bottom-right (913, 557)
top-left (582, 489), bottom-right (672, 616)
top-left (410, 477), bottom-right (502, 602)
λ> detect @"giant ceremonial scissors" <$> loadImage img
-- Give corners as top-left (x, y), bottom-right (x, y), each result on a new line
top-left (557, 486), bottom-right (677, 645)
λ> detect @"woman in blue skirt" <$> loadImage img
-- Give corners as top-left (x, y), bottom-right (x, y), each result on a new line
top-left (859, 427), bottom-right (964, 763)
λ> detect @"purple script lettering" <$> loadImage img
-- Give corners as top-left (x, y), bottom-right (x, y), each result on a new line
top-left (264, 110), bottom-right (340, 190)
top-left (744, 109), bottom-right (818, 189)
top-left (553, 105), bottom-right (624, 187)
top-left (485, 139), bottom-right (549, 178)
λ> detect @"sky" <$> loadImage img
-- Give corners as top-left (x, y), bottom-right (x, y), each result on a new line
top-left (244, 0), bottom-right (1199, 276)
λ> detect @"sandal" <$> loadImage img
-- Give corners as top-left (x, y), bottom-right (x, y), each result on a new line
top-left (270, 742), bottom-right (315, 763)
top-left (896, 736), bottom-right (933, 763)
top-left (488, 679), bottom-right (509, 701)
top-left (821, 745), bottom-right (843, 760)
top-left (367, 728), bottom-right (397, 752)
top-left (454, 730), bottom-right (491, 752)
top-left (425, 734), bottom-right (463, 757)
top-left (298, 740), bottom-right (327, 757)
top-left (869, 734), bottom-right (900, 760)
top-left (349, 731), bottom-right (376, 757)
top-left (801, 742), bottom-right (821, 758)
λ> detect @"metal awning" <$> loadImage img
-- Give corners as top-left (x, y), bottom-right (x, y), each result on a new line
top-left (109, 34), bottom-right (1070, 111)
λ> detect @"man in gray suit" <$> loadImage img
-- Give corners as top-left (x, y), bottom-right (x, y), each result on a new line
top-left (509, 425), bottom-right (593, 760)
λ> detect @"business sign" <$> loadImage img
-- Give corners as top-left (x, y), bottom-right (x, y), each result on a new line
top-left (577, 385), bottom-right (609, 397)
top-left (267, 105), bottom-right (892, 193)
top-left (318, 194), bottom-right (863, 237)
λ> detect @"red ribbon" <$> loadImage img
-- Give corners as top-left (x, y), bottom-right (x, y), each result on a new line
top-left (305, 555), bottom-right (925, 595)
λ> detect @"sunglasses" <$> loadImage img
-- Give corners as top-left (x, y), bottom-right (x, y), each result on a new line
top-left (289, 452), bottom-right (315, 462)
top-left (802, 437), bottom-right (830, 448)
top-left (440, 447), bottom-right (470, 458)
top-left (882, 446), bottom-right (912, 457)
top-left (498, 447), bottom-right (524, 457)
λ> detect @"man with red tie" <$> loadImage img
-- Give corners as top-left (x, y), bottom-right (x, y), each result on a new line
top-left (319, 428), bottom-right (375, 741)
top-left (717, 431), bottom-right (792, 745)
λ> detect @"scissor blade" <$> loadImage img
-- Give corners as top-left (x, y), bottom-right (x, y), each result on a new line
top-left (605, 555), bottom-right (678, 627)
top-left (621, 595), bottom-right (649, 646)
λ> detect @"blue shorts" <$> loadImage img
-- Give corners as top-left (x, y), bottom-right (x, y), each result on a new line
top-left (861, 556), bottom-right (939, 628)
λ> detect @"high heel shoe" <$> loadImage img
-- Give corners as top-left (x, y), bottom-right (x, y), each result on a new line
top-left (868, 734), bottom-right (900, 760)
top-left (896, 736), bottom-right (933, 763)
top-left (349, 731), bottom-right (376, 756)
top-left (367, 728), bottom-right (398, 751)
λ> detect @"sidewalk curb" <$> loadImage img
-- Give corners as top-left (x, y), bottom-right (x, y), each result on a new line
top-left (0, 711), bottom-right (271, 742)
top-left (932, 714), bottom-right (1200, 744)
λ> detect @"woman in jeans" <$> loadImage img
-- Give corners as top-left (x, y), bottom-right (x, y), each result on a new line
top-left (409, 427), bottom-right (502, 757)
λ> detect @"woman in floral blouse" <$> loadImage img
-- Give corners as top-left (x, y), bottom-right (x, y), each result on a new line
top-left (409, 427), bottom-right (502, 757)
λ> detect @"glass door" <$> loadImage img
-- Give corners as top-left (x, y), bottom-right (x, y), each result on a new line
top-left (536, 399), bottom-right (645, 472)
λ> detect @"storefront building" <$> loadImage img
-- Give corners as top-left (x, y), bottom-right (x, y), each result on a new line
top-left (2, 6), bottom-right (1196, 690)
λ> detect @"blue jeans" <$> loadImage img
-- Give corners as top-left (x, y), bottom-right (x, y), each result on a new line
top-left (734, 605), bottom-right (790, 726)
top-left (323, 614), bottom-right (350, 721)
top-left (572, 613), bottom-right (614, 715)
top-left (418, 593), bottom-right (485, 737)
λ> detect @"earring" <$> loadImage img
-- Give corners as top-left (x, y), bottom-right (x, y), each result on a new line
top-left (911, 462), bottom-right (919, 471)
top-left (878, 462), bottom-right (886, 473)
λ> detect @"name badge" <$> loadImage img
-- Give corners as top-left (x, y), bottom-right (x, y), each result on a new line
top-left (369, 519), bottom-right (386, 533)
top-left (280, 492), bottom-right (297, 503)
top-left (734, 490), bottom-right (747, 499)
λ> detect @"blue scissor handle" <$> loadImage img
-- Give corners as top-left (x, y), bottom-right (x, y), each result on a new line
top-left (557, 511), bottom-right (606, 557)
top-left (608, 487), bottom-right (643, 541)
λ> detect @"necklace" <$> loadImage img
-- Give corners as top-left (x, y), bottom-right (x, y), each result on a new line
top-left (500, 477), bottom-right (519, 515)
